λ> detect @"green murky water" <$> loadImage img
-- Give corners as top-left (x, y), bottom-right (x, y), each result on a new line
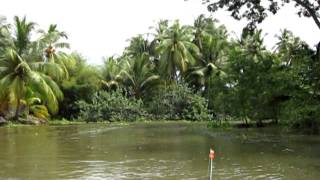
top-left (0, 122), bottom-right (319, 179)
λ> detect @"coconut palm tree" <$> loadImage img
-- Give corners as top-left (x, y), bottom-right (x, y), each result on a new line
top-left (33, 24), bottom-right (71, 80)
top-left (38, 24), bottom-right (69, 58)
top-left (101, 56), bottom-right (123, 91)
top-left (274, 29), bottom-right (310, 67)
top-left (12, 16), bottom-right (36, 56)
top-left (125, 35), bottom-right (153, 57)
top-left (186, 23), bottom-right (228, 91)
top-left (0, 16), bottom-right (68, 120)
top-left (193, 15), bottom-right (227, 51)
top-left (193, 14), bottom-right (209, 52)
top-left (0, 49), bottom-right (63, 120)
top-left (150, 20), bottom-right (169, 42)
top-left (21, 88), bottom-right (50, 120)
top-left (156, 20), bottom-right (200, 81)
top-left (119, 53), bottom-right (160, 98)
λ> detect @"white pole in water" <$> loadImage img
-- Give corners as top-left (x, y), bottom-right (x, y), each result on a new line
top-left (208, 148), bottom-right (215, 180)
top-left (209, 159), bottom-right (212, 180)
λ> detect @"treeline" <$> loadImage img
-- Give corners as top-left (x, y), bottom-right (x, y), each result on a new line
top-left (0, 15), bottom-right (319, 132)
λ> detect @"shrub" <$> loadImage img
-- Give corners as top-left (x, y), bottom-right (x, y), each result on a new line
top-left (280, 99), bottom-right (319, 134)
top-left (76, 84), bottom-right (212, 122)
top-left (146, 83), bottom-right (212, 121)
top-left (76, 90), bottom-right (147, 122)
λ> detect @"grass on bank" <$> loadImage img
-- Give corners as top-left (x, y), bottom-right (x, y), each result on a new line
top-left (1, 118), bottom-right (318, 135)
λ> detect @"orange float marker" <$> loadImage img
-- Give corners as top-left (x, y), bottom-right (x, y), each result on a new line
top-left (209, 149), bottom-right (215, 160)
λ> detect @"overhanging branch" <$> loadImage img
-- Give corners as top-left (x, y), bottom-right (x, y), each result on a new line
top-left (294, 0), bottom-right (320, 30)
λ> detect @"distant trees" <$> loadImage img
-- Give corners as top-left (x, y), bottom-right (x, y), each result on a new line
top-left (0, 14), bottom-right (318, 132)
top-left (86, 14), bottom-right (318, 131)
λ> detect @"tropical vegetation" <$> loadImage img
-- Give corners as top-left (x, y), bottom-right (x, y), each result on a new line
top-left (0, 14), bottom-right (319, 133)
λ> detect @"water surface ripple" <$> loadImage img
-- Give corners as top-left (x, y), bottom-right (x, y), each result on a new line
top-left (0, 123), bottom-right (319, 179)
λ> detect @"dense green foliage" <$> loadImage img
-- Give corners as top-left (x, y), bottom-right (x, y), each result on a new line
top-left (58, 53), bottom-right (101, 119)
top-left (77, 90), bottom-right (146, 122)
top-left (77, 84), bottom-right (210, 122)
top-left (146, 83), bottom-right (211, 121)
top-left (0, 14), bottom-right (319, 132)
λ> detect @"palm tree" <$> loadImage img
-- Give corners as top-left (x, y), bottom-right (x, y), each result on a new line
top-left (22, 88), bottom-right (50, 120)
top-left (0, 49), bottom-right (63, 120)
top-left (186, 21), bottom-right (229, 91)
top-left (186, 62), bottom-right (220, 90)
top-left (0, 16), bottom-right (68, 120)
top-left (119, 54), bottom-right (160, 98)
top-left (150, 20), bottom-right (169, 42)
top-left (38, 24), bottom-right (69, 58)
top-left (101, 56), bottom-right (123, 91)
top-left (193, 15), bottom-right (227, 50)
top-left (156, 20), bottom-right (200, 81)
top-left (274, 29), bottom-right (309, 67)
top-left (34, 24), bottom-right (71, 81)
top-left (13, 16), bottom-right (36, 56)
top-left (11, 16), bottom-right (70, 79)
top-left (125, 35), bottom-right (153, 57)
top-left (193, 14), bottom-right (209, 52)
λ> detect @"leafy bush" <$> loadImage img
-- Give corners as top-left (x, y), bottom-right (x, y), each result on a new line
top-left (146, 83), bottom-right (212, 121)
top-left (77, 90), bottom-right (147, 122)
top-left (58, 54), bottom-right (102, 119)
top-left (76, 84), bottom-right (212, 122)
top-left (280, 99), bottom-right (319, 133)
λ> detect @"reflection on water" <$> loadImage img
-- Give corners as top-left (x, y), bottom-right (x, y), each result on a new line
top-left (0, 123), bottom-right (319, 179)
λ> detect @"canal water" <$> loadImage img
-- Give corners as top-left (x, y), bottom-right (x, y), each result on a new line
top-left (0, 122), bottom-right (319, 179)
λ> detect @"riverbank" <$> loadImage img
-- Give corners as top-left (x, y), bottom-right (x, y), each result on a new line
top-left (1, 117), bottom-right (318, 134)
top-left (0, 118), bottom-right (285, 128)
top-left (0, 119), bottom-right (209, 128)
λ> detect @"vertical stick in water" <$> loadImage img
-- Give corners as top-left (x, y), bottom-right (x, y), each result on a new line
top-left (207, 158), bottom-right (211, 179)
top-left (208, 148), bottom-right (215, 180)
top-left (209, 159), bottom-right (213, 180)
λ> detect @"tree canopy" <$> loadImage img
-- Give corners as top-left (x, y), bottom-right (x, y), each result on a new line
top-left (203, 0), bottom-right (320, 31)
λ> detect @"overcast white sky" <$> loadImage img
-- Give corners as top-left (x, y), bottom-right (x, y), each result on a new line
top-left (0, 0), bottom-right (319, 64)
